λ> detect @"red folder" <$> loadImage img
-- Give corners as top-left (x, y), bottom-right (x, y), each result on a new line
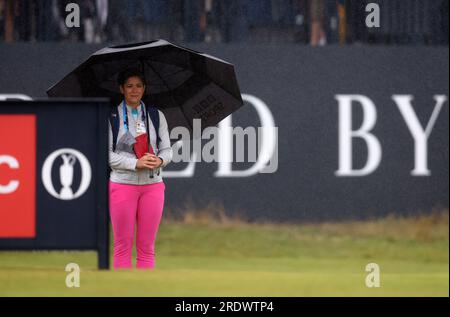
top-left (133, 133), bottom-right (154, 158)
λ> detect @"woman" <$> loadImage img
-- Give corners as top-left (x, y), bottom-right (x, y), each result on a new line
top-left (108, 68), bottom-right (172, 269)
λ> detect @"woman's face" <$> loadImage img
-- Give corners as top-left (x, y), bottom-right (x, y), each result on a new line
top-left (120, 76), bottom-right (145, 107)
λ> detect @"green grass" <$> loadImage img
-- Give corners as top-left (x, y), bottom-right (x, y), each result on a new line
top-left (0, 212), bottom-right (448, 297)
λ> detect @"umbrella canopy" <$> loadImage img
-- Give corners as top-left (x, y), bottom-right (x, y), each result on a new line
top-left (47, 39), bottom-right (244, 135)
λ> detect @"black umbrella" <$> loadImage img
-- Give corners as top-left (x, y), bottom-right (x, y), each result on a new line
top-left (47, 39), bottom-right (244, 136)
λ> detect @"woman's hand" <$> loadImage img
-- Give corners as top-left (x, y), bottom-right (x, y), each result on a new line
top-left (136, 153), bottom-right (162, 170)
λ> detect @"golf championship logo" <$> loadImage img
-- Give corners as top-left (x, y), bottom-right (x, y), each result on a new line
top-left (42, 148), bottom-right (92, 200)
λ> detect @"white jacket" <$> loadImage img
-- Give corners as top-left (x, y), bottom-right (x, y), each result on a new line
top-left (108, 103), bottom-right (173, 185)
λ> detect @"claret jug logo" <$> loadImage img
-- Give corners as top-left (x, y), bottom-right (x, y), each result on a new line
top-left (42, 148), bottom-right (92, 200)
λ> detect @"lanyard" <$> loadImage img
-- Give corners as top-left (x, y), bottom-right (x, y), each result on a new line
top-left (122, 100), bottom-right (146, 133)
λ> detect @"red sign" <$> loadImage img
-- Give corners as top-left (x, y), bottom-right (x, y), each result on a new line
top-left (0, 115), bottom-right (36, 238)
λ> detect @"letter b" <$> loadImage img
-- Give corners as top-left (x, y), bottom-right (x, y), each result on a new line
top-left (335, 95), bottom-right (382, 177)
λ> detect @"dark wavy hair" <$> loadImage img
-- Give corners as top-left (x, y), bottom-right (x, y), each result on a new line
top-left (117, 68), bottom-right (146, 86)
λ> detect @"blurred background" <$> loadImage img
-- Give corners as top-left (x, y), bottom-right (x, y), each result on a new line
top-left (0, 0), bottom-right (448, 45)
top-left (0, 0), bottom-right (444, 222)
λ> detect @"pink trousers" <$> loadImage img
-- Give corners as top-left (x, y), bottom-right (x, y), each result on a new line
top-left (109, 180), bottom-right (165, 269)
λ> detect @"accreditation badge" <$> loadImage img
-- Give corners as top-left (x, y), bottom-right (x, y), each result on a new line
top-left (136, 121), bottom-right (146, 136)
